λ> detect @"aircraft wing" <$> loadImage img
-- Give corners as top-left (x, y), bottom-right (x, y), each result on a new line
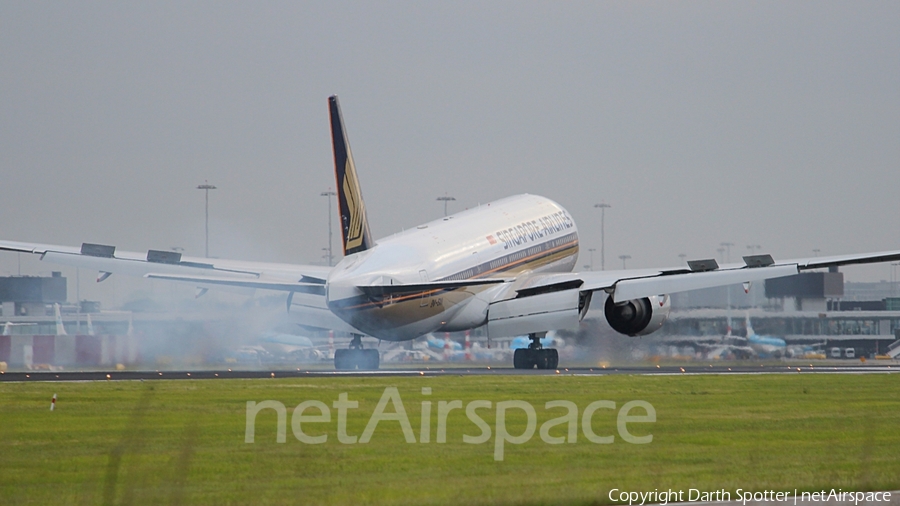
top-left (0, 240), bottom-right (332, 294)
top-left (507, 249), bottom-right (900, 303)
top-left (475, 249), bottom-right (900, 339)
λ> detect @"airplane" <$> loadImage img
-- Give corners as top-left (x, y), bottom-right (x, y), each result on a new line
top-left (2, 322), bottom-right (37, 335)
top-left (422, 334), bottom-right (497, 362)
top-left (686, 314), bottom-right (786, 360)
top-left (53, 303), bottom-right (67, 336)
top-left (3, 95), bottom-right (900, 370)
top-left (425, 335), bottom-right (463, 352)
top-left (743, 313), bottom-right (787, 359)
top-left (256, 331), bottom-right (335, 361)
top-left (716, 329), bottom-right (755, 360)
top-left (786, 342), bottom-right (827, 360)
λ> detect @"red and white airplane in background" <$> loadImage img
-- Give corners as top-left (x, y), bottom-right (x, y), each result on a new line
top-left (3, 96), bottom-right (899, 369)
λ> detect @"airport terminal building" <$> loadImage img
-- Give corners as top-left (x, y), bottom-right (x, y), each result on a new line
top-left (663, 270), bottom-right (900, 358)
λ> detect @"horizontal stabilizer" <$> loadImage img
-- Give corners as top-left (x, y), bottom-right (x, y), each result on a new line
top-left (145, 273), bottom-right (326, 295)
top-left (289, 296), bottom-right (361, 334)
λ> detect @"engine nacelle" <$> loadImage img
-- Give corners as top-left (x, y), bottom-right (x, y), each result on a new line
top-left (604, 294), bottom-right (670, 336)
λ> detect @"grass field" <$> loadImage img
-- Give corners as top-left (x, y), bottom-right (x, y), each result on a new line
top-left (2, 373), bottom-right (899, 505)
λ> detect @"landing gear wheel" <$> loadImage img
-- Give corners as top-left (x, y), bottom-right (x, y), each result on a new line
top-left (546, 349), bottom-right (559, 369)
top-left (362, 349), bottom-right (380, 370)
top-left (536, 350), bottom-right (550, 370)
top-left (334, 337), bottom-right (381, 370)
top-left (512, 347), bottom-right (559, 370)
top-left (334, 349), bottom-right (352, 370)
top-left (513, 348), bottom-right (530, 369)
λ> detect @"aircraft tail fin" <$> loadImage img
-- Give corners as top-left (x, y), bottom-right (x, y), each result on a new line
top-left (329, 95), bottom-right (374, 256)
top-left (744, 310), bottom-right (754, 337)
top-left (54, 303), bottom-right (67, 336)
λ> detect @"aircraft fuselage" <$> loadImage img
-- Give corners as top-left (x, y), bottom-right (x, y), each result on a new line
top-left (325, 194), bottom-right (579, 340)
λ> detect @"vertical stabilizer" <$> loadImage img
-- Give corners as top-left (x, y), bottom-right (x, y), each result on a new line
top-left (54, 303), bottom-right (67, 336)
top-left (329, 95), bottom-right (374, 256)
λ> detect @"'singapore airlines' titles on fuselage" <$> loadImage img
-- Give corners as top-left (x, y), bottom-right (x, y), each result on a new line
top-left (489, 210), bottom-right (575, 251)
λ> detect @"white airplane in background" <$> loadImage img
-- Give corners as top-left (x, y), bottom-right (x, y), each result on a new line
top-left (743, 313), bottom-right (787, 359)
top-left (3, 96), bottom-right (900, 370)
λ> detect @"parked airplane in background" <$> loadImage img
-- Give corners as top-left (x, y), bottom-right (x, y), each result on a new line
top-left (257, 332), bottom-right (329, 361)
top-left (3, 96), bottom-right (900, 370)
top-left (425, 335), bottom-right (463, 353)
top-left (743, 313), bottom-right (787, 359)
top-left (2, 322), bottom-right (37, 336)
top-left (53, 303), bottom-right (67, 336)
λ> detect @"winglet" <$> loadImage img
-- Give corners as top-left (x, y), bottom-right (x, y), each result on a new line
top-left (329, 96), bottom-right (374, 256)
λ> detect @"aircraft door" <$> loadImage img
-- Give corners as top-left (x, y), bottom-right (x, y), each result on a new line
top-left (419, 270), bottom-right (429, 307)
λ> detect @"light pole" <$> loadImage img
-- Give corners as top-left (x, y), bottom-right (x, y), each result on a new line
top-left (719, 243), bottom-right (737, 332)
top-left (892, 262), bottom-right (900, 297)
top-left (619, 254), bottom-right (631, 269)
top-left (196, 181), bottom-right (217, 258)
top-left (436, 195), bottom-right (456, 217)
top-left (813, 248), bottom-right (820, 257)
top-left (588, 248), bottom-right (596, 271)
top-left (720, 242), bottom-right (734, 263)
top-left (747, 244), bottom-right (761, 256)
top-left (594, 202), bottom-right (611, 270)
top-left (719, 241), bottom-right (736, 321)
top-left (321, 190), bottom-right (336, 266)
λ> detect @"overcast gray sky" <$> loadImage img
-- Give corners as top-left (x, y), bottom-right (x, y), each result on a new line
top-left (1, 1), bottom-right (898, 305)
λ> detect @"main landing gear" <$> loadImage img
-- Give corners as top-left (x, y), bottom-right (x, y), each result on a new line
top-left (513, 333), bottom-right (559, 370)
top-left (334, 335), bottom-right (380, 370)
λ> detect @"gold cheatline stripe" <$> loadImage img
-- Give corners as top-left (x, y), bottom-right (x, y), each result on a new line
top-left (343, 158), bottom-right (365, 250)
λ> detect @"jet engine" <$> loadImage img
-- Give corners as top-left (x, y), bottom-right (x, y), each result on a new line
top-left (604, 294), bottom-right (670, 336)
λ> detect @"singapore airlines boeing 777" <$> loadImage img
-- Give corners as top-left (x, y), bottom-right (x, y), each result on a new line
top-left (3, 96), bottom-right (899, 369)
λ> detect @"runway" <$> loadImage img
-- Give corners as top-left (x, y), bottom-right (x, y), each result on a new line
top-left (1, 363), bottom-right (896, 382)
